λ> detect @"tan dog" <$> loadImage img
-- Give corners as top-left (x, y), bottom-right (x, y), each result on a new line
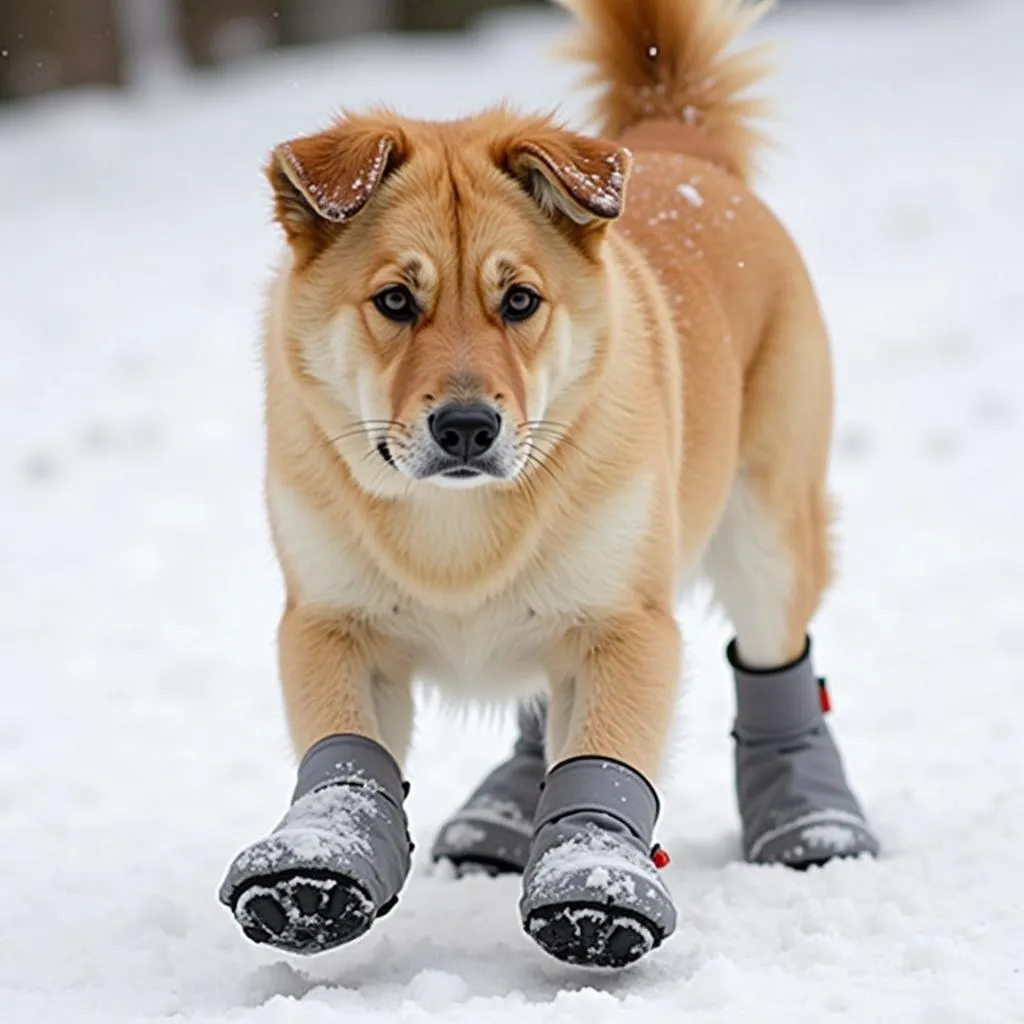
top-left (264, 1), bottom-right (823, 771)
top-left (221, 0), bottom-right (877, 968)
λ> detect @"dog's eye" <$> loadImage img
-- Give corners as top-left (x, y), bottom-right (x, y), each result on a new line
top-left (373, 285), bottom-right (419, 324)
top-left (501, 286), bottom-right (542, 324)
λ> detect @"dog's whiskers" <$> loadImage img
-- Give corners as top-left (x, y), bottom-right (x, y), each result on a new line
top-left (517, 445), bottom-right (562, 492)
top-left (325, 420), bottom-right (408, 447)
top-left (519, 421), bottom-right (595, 464)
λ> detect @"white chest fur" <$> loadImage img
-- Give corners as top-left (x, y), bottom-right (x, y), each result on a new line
top-left (268, 476), bottom-right (654, 698)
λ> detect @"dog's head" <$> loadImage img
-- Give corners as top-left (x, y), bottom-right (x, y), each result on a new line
top-left (267, 108), bottom-right (631, 494)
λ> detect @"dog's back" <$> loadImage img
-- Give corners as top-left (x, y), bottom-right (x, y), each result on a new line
top-left (559, 0), bottom-right (833, 579)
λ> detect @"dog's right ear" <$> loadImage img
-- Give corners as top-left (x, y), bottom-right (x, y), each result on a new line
top-left (266, 119), bottom-right (407, 257)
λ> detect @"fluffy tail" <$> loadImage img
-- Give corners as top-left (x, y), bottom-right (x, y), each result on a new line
top-left (555, 0), bottom-right (775, 181)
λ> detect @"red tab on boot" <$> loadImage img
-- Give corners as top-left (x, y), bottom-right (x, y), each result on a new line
top-left (818, 678), bottom-right (832, 714)
top-left (651, 844), bottom-right (670, 869)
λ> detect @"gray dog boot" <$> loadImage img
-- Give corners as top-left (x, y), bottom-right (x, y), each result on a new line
top-left (431, 700), bottom-right (547, 875)
top-left (731, 637), bottom-right (880, 867)
top-left (520, 756), bottom-right (676, 968)
top-left (219, 734), bottom-right (412, 954)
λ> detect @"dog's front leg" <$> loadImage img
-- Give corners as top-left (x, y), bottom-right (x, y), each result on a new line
top-left (219, 607), bottom-right (413, 955)
top-left (522, 608), bottom-right (681, 968)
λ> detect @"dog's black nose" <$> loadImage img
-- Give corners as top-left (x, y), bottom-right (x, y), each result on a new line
top-left (429, 403), bottom-right (501, 461)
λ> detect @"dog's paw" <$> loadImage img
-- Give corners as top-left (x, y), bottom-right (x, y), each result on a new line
top-left (526, 902), bottom-right (661, 968)
top-left (231, 869), bottom-right (380, 955)
top-left (748, 809), bottom-right (880, 868)
top-left (219, 736), bottom-right (415, 956)
top-left (519, 759), bottom-right (677, 969)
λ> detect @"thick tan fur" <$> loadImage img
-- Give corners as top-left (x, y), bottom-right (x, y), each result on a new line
top-left (261, 0), bottom-right (835, 782)
top-left (556, 0), bottom-right (775, 179)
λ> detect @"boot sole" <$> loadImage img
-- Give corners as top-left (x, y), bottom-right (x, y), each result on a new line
top-left (231, 868), bottom-right (385, 955)
top-left (525, 901), bottom-right (663, 968)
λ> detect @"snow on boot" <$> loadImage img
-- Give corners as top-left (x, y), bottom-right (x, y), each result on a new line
top-left (731, 637), bottom-right (881, 867)
top-left (520, 756), bottom-right (676, 969)
top-left (219, 734), bottom-right (412, 955)
top-left (431, 700), bottom-right (547, 876)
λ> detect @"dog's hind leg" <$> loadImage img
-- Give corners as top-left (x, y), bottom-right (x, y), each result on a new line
top-left (703, 296), bottom-right (880, 868)
top-left (218, 608), bottom-right (414, 954)
top-left (430, 699), bottom-right (548, 876)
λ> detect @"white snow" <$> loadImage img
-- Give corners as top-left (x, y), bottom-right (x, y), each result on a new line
top-left (676, 183), bottom-right (704, 207)
top-left (2, 1), bottom-right (1024, 1021)
top-left (800, 823), bottom-right (858, 854)
top-left (529, 829), bottom-right (651, 903)
top-left (438, 821), bottom-right (488, 851)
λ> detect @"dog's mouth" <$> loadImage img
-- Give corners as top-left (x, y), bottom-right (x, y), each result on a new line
top-left (426, 457), bottom-right (495, 483)
top-left (377, 439), bottom-right (501, 484)
top-left (376, 437), bottom-right (522, 488)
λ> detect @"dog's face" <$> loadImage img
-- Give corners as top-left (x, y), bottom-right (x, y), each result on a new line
top-left (268, 110), bottom-right (630, 494)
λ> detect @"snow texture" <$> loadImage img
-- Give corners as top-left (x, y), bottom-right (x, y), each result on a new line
top-left (529, 827), bottom-right (650, 905)
top-left (229, 783), bottom-right (381, 878)
top-left (676, 183), bottom-right (704, 207)
top-left (2, 1), bottom-right (1024, 1021)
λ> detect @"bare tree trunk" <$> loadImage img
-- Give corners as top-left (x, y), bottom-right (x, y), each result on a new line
top-left (0, 0), bottom-right (123, 101)
top-left (175, 0), bottom-right (281, 69)
top-left (400, 0), bottom-right (485, 33)
top-left (278, 0), bottom-right (401, 46)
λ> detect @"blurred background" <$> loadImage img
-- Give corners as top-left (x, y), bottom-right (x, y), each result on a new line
top-left (5, 0), bottom-right (563, 100)
top-left (0, 0), bottom-right (911, 102)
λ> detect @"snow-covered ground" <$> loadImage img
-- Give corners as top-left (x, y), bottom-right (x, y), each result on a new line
top-left (2, 1), bottom-right (1022, 1020)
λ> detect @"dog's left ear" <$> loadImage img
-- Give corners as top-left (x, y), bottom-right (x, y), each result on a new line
top-left (500, 127), bottom-right (632, 237)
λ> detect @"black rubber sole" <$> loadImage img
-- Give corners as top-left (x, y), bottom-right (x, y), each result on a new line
top-left (786, 849), bottom-right (874, 871)
top-left (525, 902), bottom-right (663, 968)
top-left (232, 869), bottom-right (381, 955)
top-left (788, 856), bottom-right (837, 872)
top-left (760, 844), bottom-right (878, 871)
